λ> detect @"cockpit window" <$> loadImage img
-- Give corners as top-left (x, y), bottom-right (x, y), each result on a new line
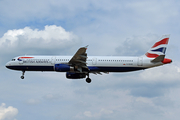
top-left (11, 59), bottom-right (16, 61)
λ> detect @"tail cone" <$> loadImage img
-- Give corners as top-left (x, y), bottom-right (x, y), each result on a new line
top-left (162, 58), bottom-right (172, 64)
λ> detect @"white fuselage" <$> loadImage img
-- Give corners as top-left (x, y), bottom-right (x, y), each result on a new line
top-left (6, 55), bottom-right (163, 72)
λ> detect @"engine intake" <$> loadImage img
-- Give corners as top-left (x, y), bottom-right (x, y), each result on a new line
top-left (55, 64), bottom-right (74, 72)
top-left (66, 72), bottom-right (86, 79)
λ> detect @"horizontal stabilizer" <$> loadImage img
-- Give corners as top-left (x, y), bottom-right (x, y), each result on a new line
top-left (151, 55), bottom-right (165, 62)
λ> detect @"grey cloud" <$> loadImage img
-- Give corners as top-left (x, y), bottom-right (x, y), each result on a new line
top-left (43, 93), bottom-right (62, 101)
top-left (115, 34), bottom-right (159, 56)
top-left (26, 99), bottom-right (40, 105)
top-left (113, 64), bottom-right (180, 98)
top-left (74, 62), bottom-right (180, 99)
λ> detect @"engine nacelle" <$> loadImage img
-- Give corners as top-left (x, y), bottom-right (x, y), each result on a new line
top-left (55, 64), bottom-right (74, 72)
top-left (66, 72), bottom-right (86, 79)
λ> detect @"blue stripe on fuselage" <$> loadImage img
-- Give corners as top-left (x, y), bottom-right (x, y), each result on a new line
top-left (6, 65), bottom-right (145, 72)
top-left (6, 65), bottom-right (54, 71)
top-left (88, 66), bottom-right (145, 72)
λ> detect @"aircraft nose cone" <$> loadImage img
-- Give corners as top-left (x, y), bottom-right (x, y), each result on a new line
top-left (5, 62), bottom-right (11, 69)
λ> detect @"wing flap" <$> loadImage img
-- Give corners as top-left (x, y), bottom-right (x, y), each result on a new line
top-left (73, 59), bottom-right (87, 64)
top-left (92, 72), bottom-right (109, 75)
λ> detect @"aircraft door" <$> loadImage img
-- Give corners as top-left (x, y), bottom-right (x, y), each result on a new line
top-left (138, 57), bottom-right (143, 66)
top-left (19, 60), bottom-right (23, 65)
top-left (18, 58), bottom-right (23, 65)
top-left (92, 58), bottom-right (97, 65)
top-left (51, 56), bottom-right (56, 65)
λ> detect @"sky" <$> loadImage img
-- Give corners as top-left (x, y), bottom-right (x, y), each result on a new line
top-left (0, 0), bottom-right (180, 120)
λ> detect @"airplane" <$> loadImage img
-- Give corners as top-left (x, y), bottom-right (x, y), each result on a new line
top-left (6, 35), bottom-right (172, 83)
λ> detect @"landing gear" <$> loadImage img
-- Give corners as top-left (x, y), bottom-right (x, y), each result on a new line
top-left (86, 78), bottom-right (91, 83)
top-left (86, 73), bottom-right (91, 83)
top-left (21, 76), bottom-right (24, 79)
top-left (21, 71), bottom-right (25, 79)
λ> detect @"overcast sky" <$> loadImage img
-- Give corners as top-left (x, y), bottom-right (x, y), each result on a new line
top-left (0, 0), bottom-right (180, 120)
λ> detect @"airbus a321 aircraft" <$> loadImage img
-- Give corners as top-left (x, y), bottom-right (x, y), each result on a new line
top-left (6, 35), bottom-right (172, 83)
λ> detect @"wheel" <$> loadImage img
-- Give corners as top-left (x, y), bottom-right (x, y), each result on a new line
top-left (86, 78), bottom-right (91, 83)
top-left (21, 76), bottom-right (24, 79)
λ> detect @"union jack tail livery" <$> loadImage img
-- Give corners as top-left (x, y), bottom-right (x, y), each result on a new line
top-left (145, 35), bottom-right (170, 58)
top-left (144, 35), bottom-right (172, 64)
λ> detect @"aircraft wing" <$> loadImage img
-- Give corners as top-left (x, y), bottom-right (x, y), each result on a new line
top-left (68, 46), bottom-right (89, 72)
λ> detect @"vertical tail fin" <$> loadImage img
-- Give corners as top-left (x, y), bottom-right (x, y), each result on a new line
top-left (145, 35), bottom-right (170, 58)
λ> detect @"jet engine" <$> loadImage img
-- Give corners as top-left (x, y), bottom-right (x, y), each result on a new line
top-left (55, 64), bottom-right (74, 72)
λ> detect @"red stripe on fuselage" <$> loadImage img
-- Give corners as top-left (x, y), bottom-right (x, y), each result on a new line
top-left (18, 57), bottom-right (34, 59)
top-left (152, 38), bottom-right (169, 48)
